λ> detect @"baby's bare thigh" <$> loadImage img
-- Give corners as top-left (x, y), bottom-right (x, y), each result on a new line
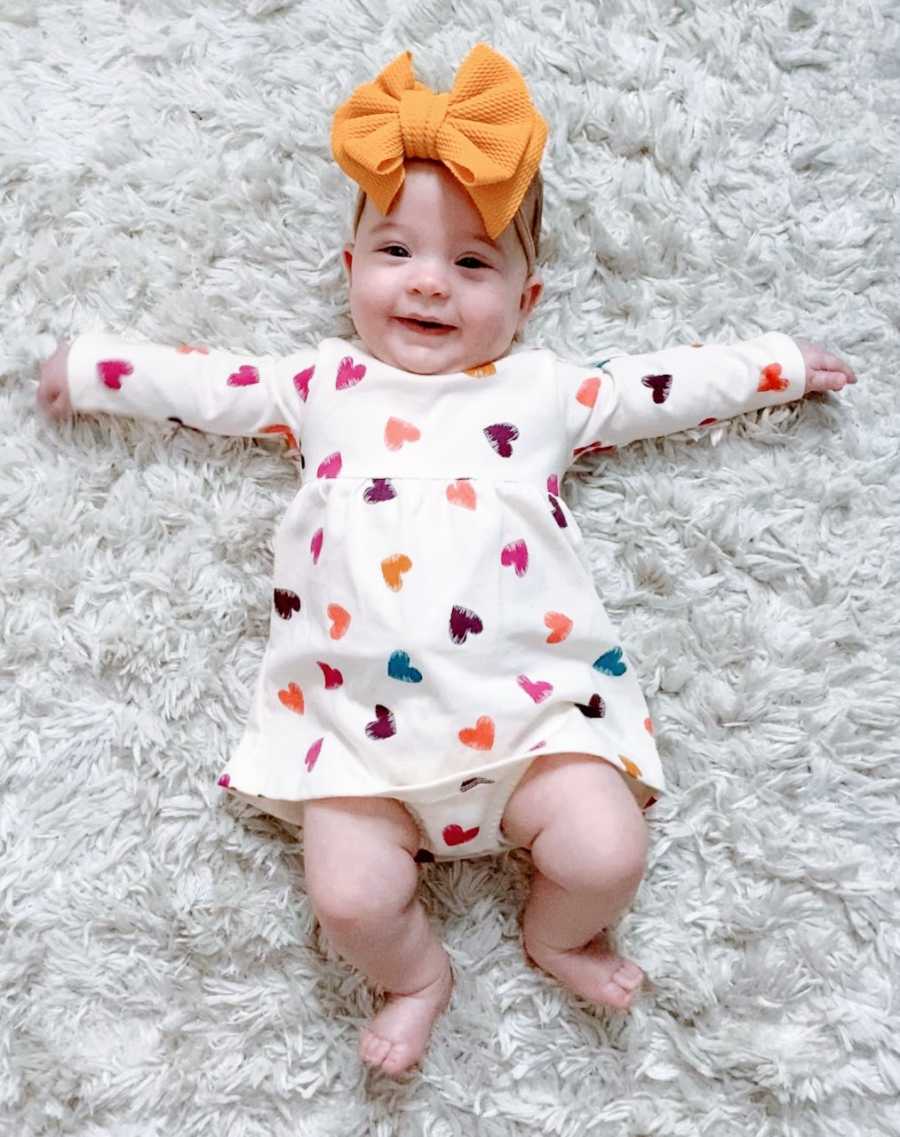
top-left (303, 796), bottom-right (421, 860)
top-left (501, 753), bottom-right (647, 851)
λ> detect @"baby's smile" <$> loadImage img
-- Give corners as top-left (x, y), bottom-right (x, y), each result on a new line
top-left (393, 314), bottom-right (457, 335)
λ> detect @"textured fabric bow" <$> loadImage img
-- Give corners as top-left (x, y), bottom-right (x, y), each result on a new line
top-left (331, 43), bottom-right (547, 239)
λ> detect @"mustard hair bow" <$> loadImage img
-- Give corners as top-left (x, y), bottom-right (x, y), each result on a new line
top-left (331, 43), bottom-right (547, 240)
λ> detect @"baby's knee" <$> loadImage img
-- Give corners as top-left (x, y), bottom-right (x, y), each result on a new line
top-left (308, 851), bottom-right (419, 927)
top-left (303, 799), bottom-right (421, 927)
top-left (532, 806), bottom-right (648, 896)
top-left (313, 882), bottom-right (412, 932)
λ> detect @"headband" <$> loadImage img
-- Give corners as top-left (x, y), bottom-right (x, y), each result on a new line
top-left (330, 43), bottom-right (547, 241)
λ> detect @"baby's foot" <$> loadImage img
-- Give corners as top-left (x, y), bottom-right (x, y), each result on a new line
top-left (359, 962), bottom-right (454, 1077)
top-left (525, 931), bottom-right (645, 1011)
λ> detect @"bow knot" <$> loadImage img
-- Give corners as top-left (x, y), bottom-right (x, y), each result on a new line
top-left (331, 43), bottom-right (547, 239)
top-left (399, 89), bottom-right (449, 161)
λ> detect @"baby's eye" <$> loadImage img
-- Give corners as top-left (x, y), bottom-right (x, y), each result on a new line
top-left (457, 256), bottom-right (487, 269)
top-left (382, 245), bottom-right (409, 257)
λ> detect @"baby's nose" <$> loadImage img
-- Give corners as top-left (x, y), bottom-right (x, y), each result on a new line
top-left (408, 261), bottom-right (450, 297)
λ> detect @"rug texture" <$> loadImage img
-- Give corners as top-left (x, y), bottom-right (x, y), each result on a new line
top-left (2, 0), bottom-right (899, 1134)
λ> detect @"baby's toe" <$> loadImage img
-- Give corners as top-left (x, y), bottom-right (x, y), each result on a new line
top-left (614, 961), bottom-right (644, 991)
top-left (598, 962), bottom-right (644, 1008)
top-left (380, 1042), bottom-right (416, 1078)
top-left (360, 1029), bottom-right (392, 1068)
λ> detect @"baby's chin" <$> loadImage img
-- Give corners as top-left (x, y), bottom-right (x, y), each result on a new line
top-left (357, 331), bottom-right (514, 376)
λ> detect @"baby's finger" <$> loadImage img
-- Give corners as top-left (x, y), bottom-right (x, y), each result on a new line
top-left (817, 370), bottom-right (852, 391)
top-left (819, 350), bottom-right (856, 382)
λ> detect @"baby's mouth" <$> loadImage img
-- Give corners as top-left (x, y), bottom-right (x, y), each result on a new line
top-left (394, 316), bottom-right (456, 335)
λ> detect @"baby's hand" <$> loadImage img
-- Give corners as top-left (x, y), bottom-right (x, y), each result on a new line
top-left (795, 337), bottom-right (857, 396)
top-left (36, 340), bottom-right (73, 420)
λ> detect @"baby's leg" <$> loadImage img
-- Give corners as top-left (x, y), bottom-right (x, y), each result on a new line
top-left (501, 753), bottom-right (650, 1010)
top-left (302, 795), bottom-right (453, 1077)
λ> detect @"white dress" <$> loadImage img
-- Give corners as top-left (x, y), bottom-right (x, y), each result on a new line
top-left (67, 330), bottom-right (805, 836)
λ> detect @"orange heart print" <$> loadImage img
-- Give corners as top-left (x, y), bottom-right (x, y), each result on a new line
top-left (382, 554), bottom-right (412, 591)
top-left (459, 716), bottom-right (495, 750)
top-left (278, 682), bottom-right (305, 713)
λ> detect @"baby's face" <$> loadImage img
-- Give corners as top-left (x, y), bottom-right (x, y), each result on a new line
top-left (342, 160), bottom-right (543, 374)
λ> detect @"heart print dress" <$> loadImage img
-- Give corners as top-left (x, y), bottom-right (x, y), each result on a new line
top-left (66, 330), bottom-right (805, 849)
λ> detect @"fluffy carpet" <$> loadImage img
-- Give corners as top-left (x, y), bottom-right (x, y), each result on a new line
top-left (2, 1), bottom-right (899, 1134)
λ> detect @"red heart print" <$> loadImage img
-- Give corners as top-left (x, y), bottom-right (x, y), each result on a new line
top-left (98, 359), bottom-right (133, 390)
top-left (442, 823), bottom-right (480, 846)
top-left (757, 363), bottom-right (789, 392)
top-left (572, 441), bottom-right (613, 459)
top-left (317, 661), bottom-right (343, 688)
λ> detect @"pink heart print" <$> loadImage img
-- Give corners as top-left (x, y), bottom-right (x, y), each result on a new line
top-left (517, 674), bottom-right (554, 703)
top-left (227, 365), bottom-right (259, 387)
top-left (317, 452), bottom-right (342, 478)
top-left (98, 359), bottom-right (133, 390)
top-left (293, 365), bottom-right (315, 401)
top-left (500, 539), bottom-right (529, 577)
top-left (336, 356), bottom-right (366, 389)
top-left (305, 738), bottom-right (323, 772)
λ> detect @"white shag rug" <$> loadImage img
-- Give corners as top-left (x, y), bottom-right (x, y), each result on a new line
top-left (2, 1), bottom-right (899, 1134)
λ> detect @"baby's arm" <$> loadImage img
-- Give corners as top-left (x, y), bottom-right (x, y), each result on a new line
top-left (37, 332), bottom-right (316, 444)
top-left (558, 332), bottom-right (827, 458)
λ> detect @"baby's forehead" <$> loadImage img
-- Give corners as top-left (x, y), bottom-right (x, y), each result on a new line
top-left (358, 196), bottom-right (523, 262)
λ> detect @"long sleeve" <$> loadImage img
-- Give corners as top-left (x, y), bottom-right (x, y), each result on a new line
top-left (67, 332), bottom-right (318, 445)
top-left (556, 332), bottom-right (806, 460)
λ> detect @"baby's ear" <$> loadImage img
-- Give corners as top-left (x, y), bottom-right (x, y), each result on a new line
top-left (342, 244), bottom-right (354, 280)
top-left (517, 273), bottom-right (543, 333)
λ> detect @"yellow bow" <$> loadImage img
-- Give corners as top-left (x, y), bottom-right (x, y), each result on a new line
top-left (330, 43), bottom-right (547, 240)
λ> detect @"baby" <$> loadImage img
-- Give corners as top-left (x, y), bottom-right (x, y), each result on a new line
top-left (37, 44), bottom-right (856, 1078)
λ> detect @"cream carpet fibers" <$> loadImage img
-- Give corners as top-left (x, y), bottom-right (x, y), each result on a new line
top-left (2, 1), bottom-right (899, 1134)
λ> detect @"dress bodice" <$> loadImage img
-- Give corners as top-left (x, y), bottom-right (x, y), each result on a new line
top-left (295, 338), bottom-right (572, 490)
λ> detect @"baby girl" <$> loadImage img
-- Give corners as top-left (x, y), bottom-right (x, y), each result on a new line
top-left (37, 44), bottom-right (856, 1078)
